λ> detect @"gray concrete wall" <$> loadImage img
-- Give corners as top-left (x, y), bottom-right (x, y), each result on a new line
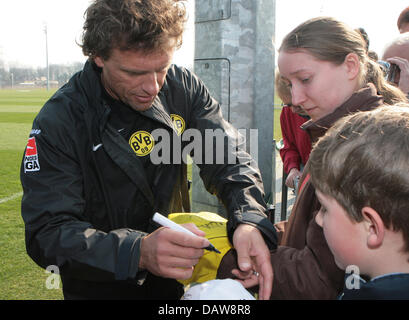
top-left (192, 0), bottom-right (276, 215)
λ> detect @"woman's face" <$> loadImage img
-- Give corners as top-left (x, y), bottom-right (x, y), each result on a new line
top-left (278, 50), bottom-right (359, 121)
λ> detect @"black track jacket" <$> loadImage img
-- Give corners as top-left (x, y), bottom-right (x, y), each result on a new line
top-left (20, 61), bottom-right (277, 299)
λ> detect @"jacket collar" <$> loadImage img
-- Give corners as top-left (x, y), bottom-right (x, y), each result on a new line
top-left (79, 60), bottom-right (106, 115)
top-left (340, 273), bottom-right (409, 300)
top-left (141, 91), bottom-right (178, 134)
top-left (301, 83), bottom-right (384, 143)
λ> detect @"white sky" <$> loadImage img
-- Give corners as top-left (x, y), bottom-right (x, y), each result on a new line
top-left (0, 0), bottom-right (407, 69)
top-left (275, 0), bottom-right (408, 62)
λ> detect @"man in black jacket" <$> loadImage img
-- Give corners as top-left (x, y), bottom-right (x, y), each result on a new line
top-left (20, 0), bottom-right (276, 299)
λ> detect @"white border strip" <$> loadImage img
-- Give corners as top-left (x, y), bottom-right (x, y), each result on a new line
top-left (0, 191), bottom-right (23, 204)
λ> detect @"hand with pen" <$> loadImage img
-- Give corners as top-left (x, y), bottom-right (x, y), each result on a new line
top-left (138, 215), bottom-right (211, 280)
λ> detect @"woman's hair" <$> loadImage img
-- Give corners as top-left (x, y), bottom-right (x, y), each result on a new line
top-left (309, 104), bottom-right (409, 252)
top-left (81, 0), bottom-right (187, 60)
top-left (279, 17), bottom-right (407, 104)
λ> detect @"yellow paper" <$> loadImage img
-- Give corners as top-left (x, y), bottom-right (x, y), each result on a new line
top-left (168, 211), bottom-right (233, 286)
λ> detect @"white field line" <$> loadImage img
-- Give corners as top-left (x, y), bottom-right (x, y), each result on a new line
top-left (0, 191), bottom-right (23, 204)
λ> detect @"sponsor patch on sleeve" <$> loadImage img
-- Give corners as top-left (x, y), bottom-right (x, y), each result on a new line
top-left (24, 137), bottom-right (40, 172)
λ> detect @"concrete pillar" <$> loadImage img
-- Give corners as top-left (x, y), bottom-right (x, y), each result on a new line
top-left (192, 0), bottom-right (276, 216)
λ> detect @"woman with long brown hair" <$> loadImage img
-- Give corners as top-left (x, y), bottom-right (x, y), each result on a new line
top-left (270, 16), bottom-right (407, 299)
top-left (231, 16), bottom-right (407, 299)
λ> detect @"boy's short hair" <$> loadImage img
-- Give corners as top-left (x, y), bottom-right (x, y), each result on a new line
top-left (309, 104), bottom-right (409, 252)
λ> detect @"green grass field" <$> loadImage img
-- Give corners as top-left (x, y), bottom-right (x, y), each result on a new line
top-left (0, 88), bottom-right (64, 300)
top-left (0, 88), bottom-right (283, 300)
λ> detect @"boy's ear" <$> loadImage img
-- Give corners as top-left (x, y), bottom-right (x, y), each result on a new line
top-left (361, 207), bottom-right (385, 249)
top-left (343, 53), bottom-right (360, 80)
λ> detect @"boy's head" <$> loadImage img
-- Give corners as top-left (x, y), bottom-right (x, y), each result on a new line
top-left (309, 104), bottom-right (409, 274)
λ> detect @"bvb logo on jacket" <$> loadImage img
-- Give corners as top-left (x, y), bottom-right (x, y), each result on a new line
top-left (171, 114), bottom-right (185, 136)
top-left (128, 114), bottom-right (186, 157)
top-left (129, 130), bottom-right (155, 156)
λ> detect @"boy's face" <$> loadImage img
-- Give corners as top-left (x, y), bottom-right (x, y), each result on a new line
top-left (315, 190), bottom-right (366, 270)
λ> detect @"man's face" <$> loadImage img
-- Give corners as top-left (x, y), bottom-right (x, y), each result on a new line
top-left (94, 47), bottom-right (175, 112)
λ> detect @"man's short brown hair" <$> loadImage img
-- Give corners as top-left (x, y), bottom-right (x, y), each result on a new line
top-left (81, 0), bottom-right (187, 60)
top-left (309, 104), bottom-right (409, 252)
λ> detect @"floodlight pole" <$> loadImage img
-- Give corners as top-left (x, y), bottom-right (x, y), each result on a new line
top-left (44, 24), bottom-right (50, 91)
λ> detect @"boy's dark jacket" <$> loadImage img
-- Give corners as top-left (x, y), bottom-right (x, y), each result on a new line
top-left (341, 273), bottom-right (409, 300)
top-left (20, 61), bottom-right (277, 299)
